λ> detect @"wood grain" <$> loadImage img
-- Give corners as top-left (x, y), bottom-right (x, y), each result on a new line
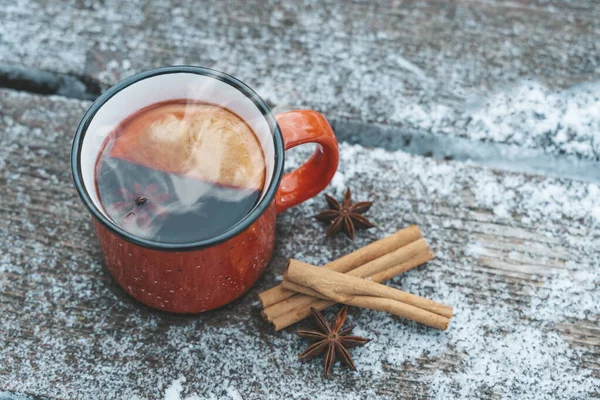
top-left (1, 0), bottom-right (599, 159)
top-left (1, 89), bottom-right (598, 399)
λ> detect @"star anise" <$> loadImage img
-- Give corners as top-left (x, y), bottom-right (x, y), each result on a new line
top-left (314, 187), bottom-right (376, 239)
top-left (108, 182), bottom-right (170, 229)
top-left (297, 306), bottom-right (370, 377)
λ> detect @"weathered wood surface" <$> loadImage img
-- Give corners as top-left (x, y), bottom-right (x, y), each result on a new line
top-left (1, 0), bottom-right (600, 398)
top-left (1, 0), bottom-right (600, 160)
top-left (1, 89), bottom-right (599, 399)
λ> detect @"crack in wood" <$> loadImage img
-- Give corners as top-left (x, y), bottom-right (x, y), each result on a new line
top-left (0, 65), bottom-right (103, 101)
top-left (2, 65), bottom-right (600, 185)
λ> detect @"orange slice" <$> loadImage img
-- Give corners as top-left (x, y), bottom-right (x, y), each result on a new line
top-left (108, 102), bottom-right (266, 191)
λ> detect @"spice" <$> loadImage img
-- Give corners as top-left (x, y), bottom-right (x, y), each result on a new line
top-left (269, 251), bottom-right (434, 331)
top-left (297, 306), bottom-right (369, 377)
top-left (261, 237), bottom-right (432, 329)
top-left (109, 182), bottom-right (169, 228)
top-left (284, 259), bottom-right (452, 330)
top-left (315, 187), bottom-right (376, 239)
top-left (258, 226), bottom-right (423, 309)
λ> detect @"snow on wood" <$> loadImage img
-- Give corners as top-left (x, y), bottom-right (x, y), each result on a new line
top-left (0, 90), bottom-right (598, 399)
top-left (1, 0), bottom-right (599, 160)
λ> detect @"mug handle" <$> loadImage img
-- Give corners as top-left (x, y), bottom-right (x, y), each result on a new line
top-left (274, 110), bottom-right (339, 213)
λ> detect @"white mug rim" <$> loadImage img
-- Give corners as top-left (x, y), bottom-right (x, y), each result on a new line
top-left (70, 66), bottom-right (285, 251)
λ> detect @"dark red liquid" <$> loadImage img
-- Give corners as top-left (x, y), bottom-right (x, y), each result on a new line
top-left (95, 157), bottom-right (261, 243)
top-left (94, 100), bottom-right (265, 244)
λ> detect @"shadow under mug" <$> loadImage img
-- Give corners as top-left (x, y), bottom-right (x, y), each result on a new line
top-left (71, 66), bottom-right (339, 313)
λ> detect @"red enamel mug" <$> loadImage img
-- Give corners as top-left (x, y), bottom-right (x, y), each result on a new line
top-left (71, 66), bottom-right (339, 313)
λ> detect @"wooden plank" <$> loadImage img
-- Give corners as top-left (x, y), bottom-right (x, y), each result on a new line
top-left (1, 0), bottom-right (599, 160)
top-left (0, 89), bottom-right (598, 399)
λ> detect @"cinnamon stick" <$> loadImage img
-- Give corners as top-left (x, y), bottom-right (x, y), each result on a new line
top-left (270, 251), bottom-right (434, 330)
top-left (283, 261), bottom-right (452, 318)
top-left (262, 238), bottom-right (429, 322)
top-left (283, 260), bottom-right (452, 330)
top-left (258, 225), bottom-right (422, 308)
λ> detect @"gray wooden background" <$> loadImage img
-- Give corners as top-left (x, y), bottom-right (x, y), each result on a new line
top-left (1, 0), bottom-right (599, 399)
